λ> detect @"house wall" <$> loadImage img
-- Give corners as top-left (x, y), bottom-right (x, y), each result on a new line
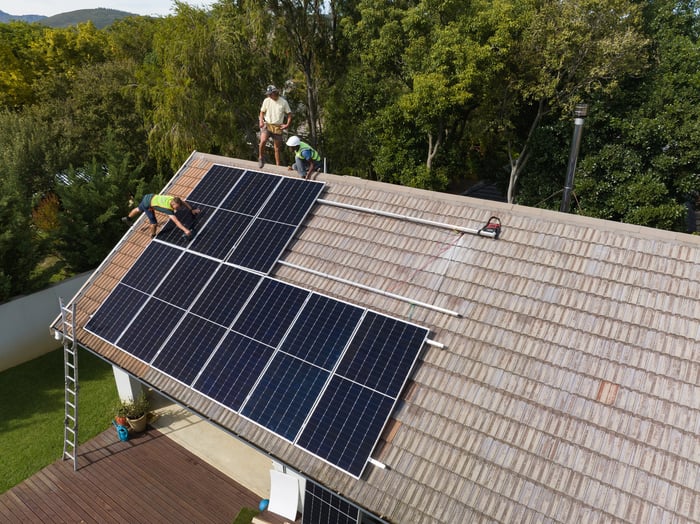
top-left (0, 272), bottom-right (91, 372)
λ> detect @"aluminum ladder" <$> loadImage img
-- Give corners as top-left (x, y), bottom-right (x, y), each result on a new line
top-left (59, 298), bottom-right (79, 471)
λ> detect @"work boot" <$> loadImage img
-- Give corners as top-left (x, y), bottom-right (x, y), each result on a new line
top-left (121, 217), bottom-right (132, 225)
top-left (258, 157), bottom-right (265, 169)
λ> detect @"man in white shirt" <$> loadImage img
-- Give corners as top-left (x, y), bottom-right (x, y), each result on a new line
top-left (258, 85), bottom-right (292, 168)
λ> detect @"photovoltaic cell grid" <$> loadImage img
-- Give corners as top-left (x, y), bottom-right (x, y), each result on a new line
top-left (85, 169), bottom-right (429, 478)
top-left (302, 480), bottom-right (359, 524)
top-left (167, 165), bottom-right (325, 274)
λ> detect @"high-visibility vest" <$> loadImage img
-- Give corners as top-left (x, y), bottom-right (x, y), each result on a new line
top-left (150, 194), bottom-right (175, 214)
top-left (296, 142), bottom-right (321, 162)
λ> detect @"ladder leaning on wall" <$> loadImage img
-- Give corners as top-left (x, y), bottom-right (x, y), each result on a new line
top-left (59, 298), bottom-right (79, 471)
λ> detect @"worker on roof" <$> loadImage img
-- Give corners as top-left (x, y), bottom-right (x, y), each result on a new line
top-left (122, 194), bottom-right (200, 239)
top-left (258, 84), bottom-right (292, 169)
top-left (286, 136), bottom-right (321, 180)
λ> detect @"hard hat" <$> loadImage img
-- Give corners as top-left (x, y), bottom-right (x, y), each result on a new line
top-left (286, 136), bottom-right (301, 147)
top-left (265, 84), bottom-right (279, 95)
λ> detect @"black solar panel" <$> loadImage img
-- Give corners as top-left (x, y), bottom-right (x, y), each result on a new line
top-left (190, 265), bottom-right (261, 327)
top-left (85, 284), bottom-right (149, 344)
top-left (241, 353), bottom-right (329, 441)
top-left (116, 298), bottom-right (185, 362)
top-left (187, 165), bottom-right (244, 207)
top-left (302, 481), bottom-right (359, 524)
top-left (152, 252), bottom-right (219, 309)
top-left (189, 210), bottom-right (253, 260)
top-left (121, 243), bottom-right (182, 293)
top-left (259, 176), bottom-right (325, 225)
top-left (231, 278), bottom-right (308, 347)
top-left (193, 331), bottom-right (275, 411)
top-left (297, 376), bottom-right (396, 477)
top-left (220, 171), bottom-right (280, 215)
top-left (227, 220), bottom-right (296, 274)
top-left (336, 312), bottom-right (429, 397)
top-left (85, 167), bottom-right (430, 478)
top-left (152, 314), bottom-right (227, 384)
top-left (279, 294), bottom-right (363, 369)
top-left (156, 204), bottom-right (214, 246)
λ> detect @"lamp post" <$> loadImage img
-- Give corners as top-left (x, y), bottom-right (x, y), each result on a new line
top-left (560, 103), bottom-right (589, 213)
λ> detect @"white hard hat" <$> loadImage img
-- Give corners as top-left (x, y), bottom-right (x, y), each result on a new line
top-left (286, 136), bottom-right (301, 147)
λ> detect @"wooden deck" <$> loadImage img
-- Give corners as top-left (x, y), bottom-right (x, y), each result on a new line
top-left (0, 427), bottom-right (261, 523)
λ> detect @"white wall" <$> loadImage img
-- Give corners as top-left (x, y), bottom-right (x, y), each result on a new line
top-left (0, 272), bottom-right (91, 372)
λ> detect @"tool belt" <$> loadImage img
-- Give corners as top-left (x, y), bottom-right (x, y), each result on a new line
top-left (265, 123), bottom-right (283, 135)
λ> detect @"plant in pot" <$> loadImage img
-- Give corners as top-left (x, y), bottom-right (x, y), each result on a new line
top-left (123, 393), bottom-right (151, 433)
top-left (114, 401), bottom-right (129, 427)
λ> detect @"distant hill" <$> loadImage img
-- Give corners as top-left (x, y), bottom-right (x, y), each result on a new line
top-left (0, 8), bottom-right (139, 29)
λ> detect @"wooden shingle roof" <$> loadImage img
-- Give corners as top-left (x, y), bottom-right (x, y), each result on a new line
top-left (54, 152), bottom-right (700, 523)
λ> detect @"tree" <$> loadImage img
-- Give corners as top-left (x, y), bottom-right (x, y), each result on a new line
top-left (53, 157), bottom-right (138, 272)
top-left (0, 170), bottom-right (46, 301)
top-left (479, 0), bottom-right (649, 203)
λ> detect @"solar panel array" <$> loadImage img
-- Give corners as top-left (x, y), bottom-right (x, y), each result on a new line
top-left (86, 166), bottom-right (429, 478)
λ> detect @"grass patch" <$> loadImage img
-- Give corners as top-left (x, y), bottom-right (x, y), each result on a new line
top-left (233, 507), bottom-right (259, 524)
top-left (0, 347), bottom-right (118, 493)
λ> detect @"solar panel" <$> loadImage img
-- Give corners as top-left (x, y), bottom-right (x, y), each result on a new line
top-left (242, 352), bottom-right (329, 441)
top-left (302, 481), bottom-right (359, 524)
top-left (116, 298), bottom-right (185, 362)
top-left (85, 284), bottom-right (149, 344)
top-left (231, 278), bottom-right (309, 347)
top-left (227, 220), bottom-right (296, 274)
top-left (279, 294), bottom-right (363, 369)
top-left (152, 252), bottom-right (219, 309)
top-left (220, 171), bottom-right (280, 215)
top-left (190, 265), bottom-right (262, 328)
top-left (297, 376), bottom-right (396, 477)
top-left (188, 210), bottom-right (253, 260)
top-left (193, 331), bottom-right (275, 411)
top-left (121, 243), bottom-right (182, 293)
top-left (186, 165), bottom-right (244, 207)
top-left (152, 314), bottom-right (227, 384)
top-left (156, 204), bottom-right (215, 246)
top-left (85, 167), bottom-right (431, 478)
top-left (259, 176), bottom-right (325, 224)
top-left (336, 312), bottom-right (428, 397)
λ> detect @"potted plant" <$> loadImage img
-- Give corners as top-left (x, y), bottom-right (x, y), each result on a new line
top-left (123, 393), bottom-right (151, 433)
top-left (114, 401), bottom-right (129, 427)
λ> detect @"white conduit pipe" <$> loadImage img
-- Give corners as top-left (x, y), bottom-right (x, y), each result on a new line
top-left (316, 199), bottom-right (498, 238)
top-left (277, 260), bottom-right (461, 318)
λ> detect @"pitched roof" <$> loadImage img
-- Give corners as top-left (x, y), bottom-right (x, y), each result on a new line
top-left (55, 152), bottom-right (700, 523)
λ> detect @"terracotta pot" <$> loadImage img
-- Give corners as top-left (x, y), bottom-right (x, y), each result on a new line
top-left (115, 416), bottom-right (127, 426)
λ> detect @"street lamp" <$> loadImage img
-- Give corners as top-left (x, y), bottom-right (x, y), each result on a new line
top-left (560, 103), bottom-right (589, 213)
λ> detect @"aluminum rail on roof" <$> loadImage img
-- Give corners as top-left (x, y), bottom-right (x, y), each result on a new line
top-left (317, 198), bottom-right (499, 238)
top-left (277, 260), bottom-right (462, 318)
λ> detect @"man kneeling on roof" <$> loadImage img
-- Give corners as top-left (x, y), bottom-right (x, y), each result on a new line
top-left (286, 136), bottom-right (321, 179)
top-left (122, 194), bottom-right (200, 238)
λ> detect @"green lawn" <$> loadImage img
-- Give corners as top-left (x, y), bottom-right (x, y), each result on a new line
top-left (0, 347), bottom-right (119, 493)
